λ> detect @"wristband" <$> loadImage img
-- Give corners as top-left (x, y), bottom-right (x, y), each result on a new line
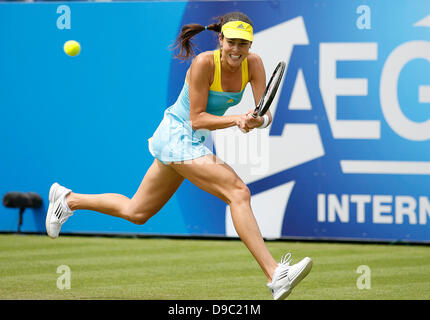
top-left (257, 114), bottom-right (270, 129)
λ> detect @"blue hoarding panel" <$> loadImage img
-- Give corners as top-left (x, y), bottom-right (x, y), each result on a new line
top-left (1, 1), bottom-right (429, 242)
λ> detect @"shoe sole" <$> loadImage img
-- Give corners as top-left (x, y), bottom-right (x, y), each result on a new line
top-left (275, 257), bottom-right (313, 300)
top-left (45, 183), bottom-right (60, 239)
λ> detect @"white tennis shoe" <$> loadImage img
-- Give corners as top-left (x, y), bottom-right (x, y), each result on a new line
top-left (267, 253), bottom-right (313, 300)
top-left (46, 182), bottom-right (74, 239)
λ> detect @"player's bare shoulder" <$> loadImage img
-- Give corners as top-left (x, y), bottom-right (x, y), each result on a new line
top-left (191, 51), bottom-right (214, 72)
top-left (187, 51), bottom-right (214, 83)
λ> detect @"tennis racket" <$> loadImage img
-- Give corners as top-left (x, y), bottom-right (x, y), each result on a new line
top-left (252, 61), bottom-right (286, 118)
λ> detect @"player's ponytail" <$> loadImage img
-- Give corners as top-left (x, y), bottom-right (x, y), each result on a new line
top-left (173, 22), bottom-right (221, 60)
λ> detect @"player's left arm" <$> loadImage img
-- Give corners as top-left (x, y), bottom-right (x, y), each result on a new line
top-left (246, 53), bottom-right (272, 128)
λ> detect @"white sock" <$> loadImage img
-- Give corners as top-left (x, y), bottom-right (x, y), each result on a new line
top-left (62, 191), bottom-right (74, 213)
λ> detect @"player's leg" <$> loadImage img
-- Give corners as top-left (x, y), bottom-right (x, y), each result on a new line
top-left (66, 159), bottom-right (184, 224)
top-left (47, 159), bottom-right (184, 238)
top-left (169, 154), bottom-right (278, 282)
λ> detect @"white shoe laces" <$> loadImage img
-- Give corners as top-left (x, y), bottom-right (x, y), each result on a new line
top-left (279, 252), bottom-right (293, 267)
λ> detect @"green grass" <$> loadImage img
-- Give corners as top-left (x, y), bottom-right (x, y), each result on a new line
top-left (0, 234), bottom-right (429, 300)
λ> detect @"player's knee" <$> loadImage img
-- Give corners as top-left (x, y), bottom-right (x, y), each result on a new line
top-left (123, 206), bottom-right (155, 225)
top-left (128, 211), bottom-right (152, 225)
top-left (229, 182), bottom-right (251, 205)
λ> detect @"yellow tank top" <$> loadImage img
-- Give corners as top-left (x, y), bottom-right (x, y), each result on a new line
top-left (209, 49), bottom-right (249, 92)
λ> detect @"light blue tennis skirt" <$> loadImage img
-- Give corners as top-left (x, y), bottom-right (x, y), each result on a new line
top-left (148, 107), bottom-right (212, 164)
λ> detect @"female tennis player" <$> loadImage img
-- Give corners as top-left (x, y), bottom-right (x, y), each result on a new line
top-left (46, 11), bottom-right (312, 300)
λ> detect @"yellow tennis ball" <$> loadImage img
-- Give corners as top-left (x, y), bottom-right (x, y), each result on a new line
top-left (64, 40), bottom-right (81, 57)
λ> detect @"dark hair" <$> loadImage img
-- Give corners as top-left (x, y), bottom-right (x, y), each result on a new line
top-left (173, 11), bottom-right (253, 60)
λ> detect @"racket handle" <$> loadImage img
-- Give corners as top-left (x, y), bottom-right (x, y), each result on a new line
top-left (253, 99), bottom-right (264, 118)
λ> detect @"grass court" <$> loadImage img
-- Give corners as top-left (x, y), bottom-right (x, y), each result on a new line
top-left (0, 234), bottom-right (429, 300)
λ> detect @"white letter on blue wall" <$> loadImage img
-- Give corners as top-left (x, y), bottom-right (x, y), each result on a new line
top-left (356, 5), bottom-right (371, 30)
top-left (57, 5), bottom-right (71, 30)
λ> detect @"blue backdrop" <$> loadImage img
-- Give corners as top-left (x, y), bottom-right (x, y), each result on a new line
top-left (1, 0), bottom-right (429, 243)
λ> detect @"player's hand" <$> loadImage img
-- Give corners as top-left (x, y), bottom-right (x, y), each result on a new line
top-left (236, 114), bottom-right (251, 133)
top-left (245, 109), bottom-right (264, 129)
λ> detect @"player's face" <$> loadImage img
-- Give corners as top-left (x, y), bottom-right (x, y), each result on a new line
top-left (219, 36), bottom-right (251, 69)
